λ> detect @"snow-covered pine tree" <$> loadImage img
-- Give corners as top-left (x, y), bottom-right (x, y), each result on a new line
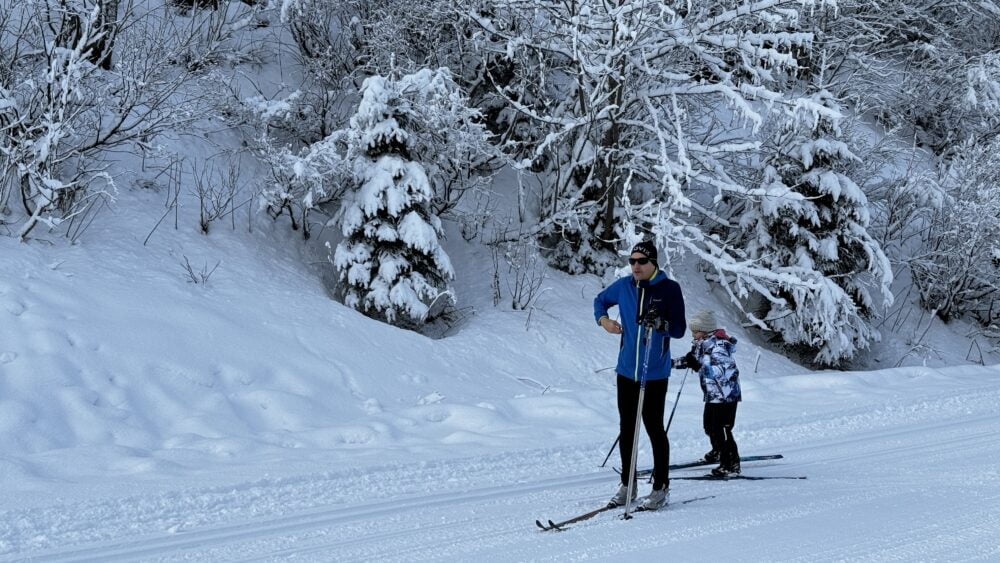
top-left (333, 70), bottom-right (457, 328)
top-left (736, 89), bottom-right (892, 365)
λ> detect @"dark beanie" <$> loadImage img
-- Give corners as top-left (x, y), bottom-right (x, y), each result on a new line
top-left (630, 240), bottom-right (658, 263)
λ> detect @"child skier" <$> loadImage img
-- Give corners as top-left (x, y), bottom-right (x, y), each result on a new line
top-left (676, 309), bottom-right (743, 476)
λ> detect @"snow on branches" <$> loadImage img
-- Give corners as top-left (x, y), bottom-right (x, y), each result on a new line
top-left (2, 0), bottom-right (230, 241)
top-left (1, 1), bottom-right (116, 240)
top-left (256, 111), bottom-right (349, 240)
top-left (465, 0), bottom-right (839, 275)
top-left (465, 0), bottom-right (895, 364)
top-left (910, 138), bottom-right (1000, 327)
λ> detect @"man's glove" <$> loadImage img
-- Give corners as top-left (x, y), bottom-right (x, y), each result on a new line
top-left (642, 309), bottom-right (667, 331)
top-left (683, 352), bottom-right (700, 371)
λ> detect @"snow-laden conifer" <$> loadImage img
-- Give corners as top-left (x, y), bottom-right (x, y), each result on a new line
top-left (737, 89), bottom-right (892, 365)
top-left (333, 70), bottom-right (464, 327)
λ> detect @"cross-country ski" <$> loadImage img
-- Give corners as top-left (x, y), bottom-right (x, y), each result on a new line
top-left (537, 496), bottom-right (717, 532)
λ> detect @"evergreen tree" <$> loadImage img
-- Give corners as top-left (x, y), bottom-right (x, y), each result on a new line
top-left (333, 71), bottom-right (456, 327)
top-left (737, 89), bottom-right (892, 365)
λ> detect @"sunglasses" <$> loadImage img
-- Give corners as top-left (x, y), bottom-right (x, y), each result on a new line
top-left (628, 257), bottom-right (650, 265)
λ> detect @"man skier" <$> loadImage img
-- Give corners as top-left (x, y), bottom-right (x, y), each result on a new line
top-left (594, 240), bottom-right (687, 510)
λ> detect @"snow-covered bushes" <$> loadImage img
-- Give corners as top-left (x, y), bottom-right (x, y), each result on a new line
top-left (332, 70), bottom-right (470, 327)
top-left (275, 0), bottom-right (361, 143)
top-left (488, 240), bottom-right (546, 311)
top-left (909, 139), bottom-right (1000, 326)
top-left (1, 0), bottom-right (119, 240)
top-left (255, 129), bottom-right (349, 240)
top-left (232, 80), bottom-right (351, 239)
top-left (190, 159), bottom-right (242, 234)
top-left (164, 0), bottom-right (268, 73)
top-left (486, 222), bottom-right (547, 311)
top-left (281, 0), bottom-right (470, 77)
top-left (810, 0), bottom-right (1000, 156)
top-left (0, 0), bottom-right (229, 241)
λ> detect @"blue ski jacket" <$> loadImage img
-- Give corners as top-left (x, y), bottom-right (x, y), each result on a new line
top-left (594, 269), bottom-right (687, 382)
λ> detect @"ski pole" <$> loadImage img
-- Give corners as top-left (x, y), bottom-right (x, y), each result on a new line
top-left (664, 367), bottom-right (691, 434)
top-left (600, 435), bottom-right (619, 468)
top-left (623, 323), bottom-right (654, 521)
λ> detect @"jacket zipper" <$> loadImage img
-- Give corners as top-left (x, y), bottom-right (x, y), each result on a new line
top-left (634, 285), bottom-right (645, 382)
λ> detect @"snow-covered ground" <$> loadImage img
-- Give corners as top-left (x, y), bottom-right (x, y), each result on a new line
top-left (2, 173), bottom-right (999, 561)
top-left (5, 385), bottom-right (1000, 562)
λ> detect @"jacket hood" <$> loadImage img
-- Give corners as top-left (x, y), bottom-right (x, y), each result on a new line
top-left (712, 328), bottom-right (736, 344)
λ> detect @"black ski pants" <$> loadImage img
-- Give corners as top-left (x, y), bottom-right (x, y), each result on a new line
top-left (617, 374), bottom-right (669, 490)
top-left (703, 402), bottom-right (740, 469)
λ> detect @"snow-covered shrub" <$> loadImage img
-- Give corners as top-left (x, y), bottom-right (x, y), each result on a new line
top-left (810, 0), bottom-right (1000, 156)
top-left (333, 69), bottom-right (473, 327)
top-left (733, 89), bottom-right (893, 365)
top-left (190, 160), bottom-right (242, 234)
top-left (231, 78), bottom-right (352, 231)
top-left (0, 0), bottom-right (225, 241)
top-left (486, 223), bottom-right (546, 311)
top-left (239, 88), bottom-right (350, 240)
top-left (278, 0), bottom-right (361, 93)
top-left (0, 0), bottom-right (118, 240)
top-left (255, 131), bottom-right (349, 239)
top-left (280, 0), bottom-right (472, 77)
top-left (164, 0), bottom-right (267, 73)
top-left (910, 139), bottom-right (1000, 325)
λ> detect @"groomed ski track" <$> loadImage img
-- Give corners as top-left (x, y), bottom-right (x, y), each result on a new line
top-left (4, 388), bottom-right (999, 562)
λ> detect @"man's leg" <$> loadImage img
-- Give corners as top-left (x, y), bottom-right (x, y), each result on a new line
top-left (641, 378), bottom-right (670, 489)
top-left (616, 375), bottom-right (639, 485)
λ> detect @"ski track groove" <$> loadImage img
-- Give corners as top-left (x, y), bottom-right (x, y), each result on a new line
top-left (176, 508), bottom-right (525, 563)
top-left (777, 492), bottom-right (1000, 562)
top-left (17, 469), bottom-right (613, 562)
top-left (780, 412), bottom-right (995, 468)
